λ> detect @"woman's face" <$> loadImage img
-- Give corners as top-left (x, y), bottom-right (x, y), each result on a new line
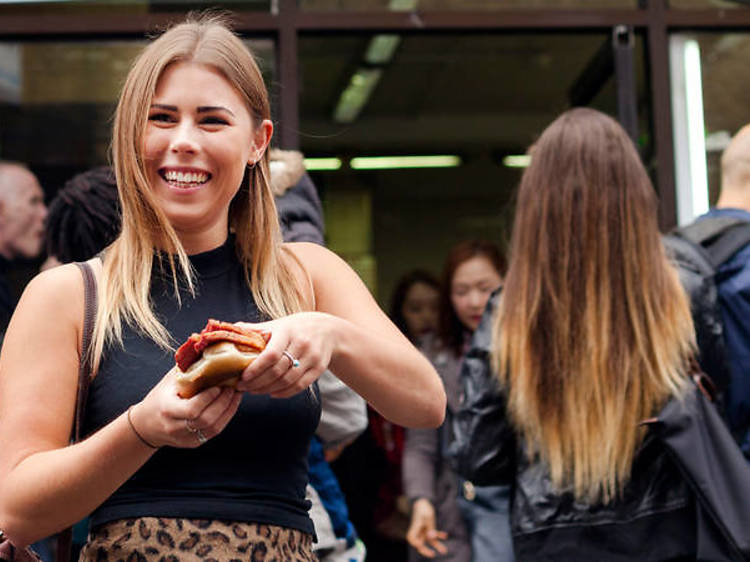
top-left (450, 255), bottom-right (502, 332)
top-left (401, 281), bottom-right (439, 340)
top-left (143, 61), bottom-right (270, 252)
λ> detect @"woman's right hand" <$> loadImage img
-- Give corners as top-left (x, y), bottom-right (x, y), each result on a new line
top-left (129, 372), bottom-right (242, 448)
top-left (406, 497), bottom-right (448, 558)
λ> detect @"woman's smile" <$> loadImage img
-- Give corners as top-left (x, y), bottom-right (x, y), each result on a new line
top-left (158, 166), bottom-right (212, 192)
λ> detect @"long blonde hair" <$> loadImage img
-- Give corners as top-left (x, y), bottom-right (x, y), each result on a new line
top-left (494, 108), bottom-right (694, 503)
top-left (91, 14), bottom-right (305, 366)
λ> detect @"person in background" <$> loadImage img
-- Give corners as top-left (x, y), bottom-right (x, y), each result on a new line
top-left (453, 108), bottom-right (701, 558)
top-left (404, 240), bottom-right (506, 562)
top-left (42, 166), bottom-right (120, 271)
top-left (0, 161), bottom-right (47, 332)
top-left (668, 124), bottom-right (750, 457)
top-left (0, 15), bottom-right (444, 559)
top-left (390, 269), bottom-right (440, 347)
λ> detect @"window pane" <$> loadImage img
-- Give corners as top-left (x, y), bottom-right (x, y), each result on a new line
top-left (692, 33), bottom-right (750, 205)
top-left (669, 0), bottom-right (748, 8)
top-left (299, 32), bottom-right (649, 302)
top-left (300, 0), bottom-right (637, 11)
top-left (0, 0), bottom-right (271, 16)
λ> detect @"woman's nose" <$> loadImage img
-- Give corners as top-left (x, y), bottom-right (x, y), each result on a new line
top-left (170, 122), bottom-right (199, 154)
top-left (468, 290), bottom-right (484, 308)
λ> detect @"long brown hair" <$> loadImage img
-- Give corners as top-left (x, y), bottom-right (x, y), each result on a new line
top-left (493, 108), bottom-right (694, 503)
top-left (92, 14), bottom-right (305, 366)
top-left (438, 240), bottom-right (505, 357)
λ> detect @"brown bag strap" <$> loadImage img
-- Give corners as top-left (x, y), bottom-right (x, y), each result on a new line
top-left (55, 261), bottom-right (98, 562)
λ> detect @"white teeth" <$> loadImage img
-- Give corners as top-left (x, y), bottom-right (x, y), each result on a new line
top-left (163, 170), bottom-right (209, 185)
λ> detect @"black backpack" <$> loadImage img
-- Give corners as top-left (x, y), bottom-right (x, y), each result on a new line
top-left (663, 216), bottom-right (750, 423)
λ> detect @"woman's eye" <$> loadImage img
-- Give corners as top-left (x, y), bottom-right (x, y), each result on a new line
top-left (201, 116), bottom-right (229, 125)
top-left (148, 113), bottom-right (174, 122)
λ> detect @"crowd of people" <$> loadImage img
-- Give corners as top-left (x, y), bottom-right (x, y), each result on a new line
top-left (1, 11), bottom-right (750, 562)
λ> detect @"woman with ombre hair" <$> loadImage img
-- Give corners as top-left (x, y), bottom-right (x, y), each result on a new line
top-left (454, 108), bottom-right (704, 559)
top-left (0, 14), bottom-right (445, 560)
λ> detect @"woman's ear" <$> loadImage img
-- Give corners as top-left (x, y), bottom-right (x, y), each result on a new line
top-left (248, 119), bottom-right (274, 166)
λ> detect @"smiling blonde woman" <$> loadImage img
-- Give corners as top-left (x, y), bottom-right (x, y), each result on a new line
top-left (0, 14), bottom-right (445, 560)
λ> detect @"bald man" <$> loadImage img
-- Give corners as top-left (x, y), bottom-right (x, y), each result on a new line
top-left (685, 125), bottom-right (750, 458)
top-left (0, 162), bottom-right (47, 331)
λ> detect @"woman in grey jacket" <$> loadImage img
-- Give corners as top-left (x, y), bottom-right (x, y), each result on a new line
top-left (403, 240), bottom-right (504, 561)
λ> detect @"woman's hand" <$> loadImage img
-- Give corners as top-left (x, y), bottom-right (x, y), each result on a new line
top-left (129, 371), bottom-right (243, 448)
top-left (234, 312), bottom-right (335, 398)
top-left (406, 498), bottom-right (448, 558)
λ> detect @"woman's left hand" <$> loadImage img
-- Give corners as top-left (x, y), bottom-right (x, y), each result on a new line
top-left (234, 312), bottom-right (336, 398)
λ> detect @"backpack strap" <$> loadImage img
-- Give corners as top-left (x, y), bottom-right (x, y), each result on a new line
top-left (675, 217), bottom-right (750, 270)
top-left (55, 261), bottom-right (98, 562)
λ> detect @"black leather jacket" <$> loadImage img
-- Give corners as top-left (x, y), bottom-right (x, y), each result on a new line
top-left (451, 291), bottom-right (699, 561)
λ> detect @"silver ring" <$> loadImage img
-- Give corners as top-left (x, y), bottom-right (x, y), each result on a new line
top-left (196, 429), bottom-right (208, 445)
top-left (283, 350), bottom-right (300, 368)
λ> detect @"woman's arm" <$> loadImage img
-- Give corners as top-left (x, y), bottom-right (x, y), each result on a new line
top-left (0, 264), bottom-right (240, 546)
top-left (238, 243), bottom-right (446, 428)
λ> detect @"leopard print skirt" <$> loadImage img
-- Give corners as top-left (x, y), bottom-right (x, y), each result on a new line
top-left (78, 517), bottom-right (317, 561)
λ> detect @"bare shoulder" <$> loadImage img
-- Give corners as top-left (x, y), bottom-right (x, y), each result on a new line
top-left (4, 262), bottom-right (89, 361)
top-left (284, 242), bottom-right (348, 276)
top-left (17, 262), bottom-right (86, 317)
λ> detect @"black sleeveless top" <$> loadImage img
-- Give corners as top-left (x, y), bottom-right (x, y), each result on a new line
top-left (82, 238), bottom-right (321, 533)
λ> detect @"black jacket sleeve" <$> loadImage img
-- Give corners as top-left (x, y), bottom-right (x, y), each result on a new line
top-left (450, 291), bottom-right (516, 485)
top-left (276, 173), bottom-right (326, 245)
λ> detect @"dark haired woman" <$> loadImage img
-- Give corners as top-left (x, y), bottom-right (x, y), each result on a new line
top-left (404, 241), bottom-right (505, 561)
top-left (454, 108), bottom-right (702, 559)
top-left (390, 269), bottom-right (440, 345)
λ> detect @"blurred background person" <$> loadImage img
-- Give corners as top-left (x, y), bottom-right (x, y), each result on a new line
top-left (42, 165), bottom-right (120, 271)
top-left (454, 108), bottom-right (703, 559)
top-left (0, 161), bottom-right (47, 333)
top-left (404, 240), bottom-right (505, 561)
top-left (390, 269), bottom-right (440, 346)
top-left (664, 124), bottom-right (750, 459)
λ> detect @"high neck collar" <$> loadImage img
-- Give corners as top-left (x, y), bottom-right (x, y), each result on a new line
top-left (153, 235), bottom-right (236, 281)
top-left (187, 235), bottom-right (236, 278)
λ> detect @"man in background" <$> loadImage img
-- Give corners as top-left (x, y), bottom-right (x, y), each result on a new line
top-left (669, 124), bottom-right (750, 458)
top-left (0, 161), bottom-right (47, 332)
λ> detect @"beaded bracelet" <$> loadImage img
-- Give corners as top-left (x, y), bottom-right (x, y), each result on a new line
top-left (126, 405), bottom-right (159, 449)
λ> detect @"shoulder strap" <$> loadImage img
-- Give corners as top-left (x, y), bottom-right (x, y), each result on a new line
top-left (55, 261), bottom-right (97, 562)
top-left (674, 217), bottom-right (750, 270)
top-left (72, 261), bottom-right (97, 442)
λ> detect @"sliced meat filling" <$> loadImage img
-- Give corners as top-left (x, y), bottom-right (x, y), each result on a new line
top-left (174, 319), bottom-right (267, 371)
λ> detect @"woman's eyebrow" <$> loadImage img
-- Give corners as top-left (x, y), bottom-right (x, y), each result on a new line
top-left (197, 105), bottom-right (235, 117)
top-left (150, 103), bottom-right (177, 111)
